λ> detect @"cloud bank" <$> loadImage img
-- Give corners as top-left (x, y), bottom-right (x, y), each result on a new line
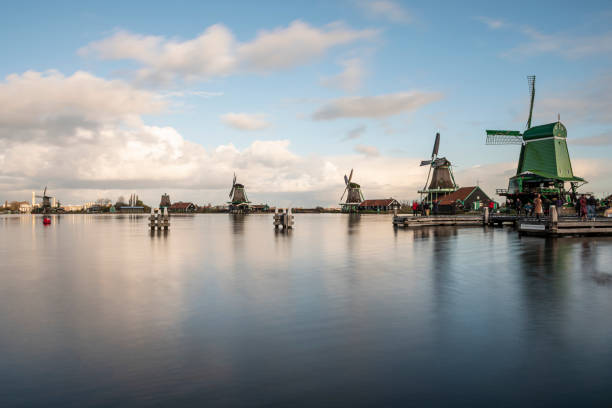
top-left (80, 21), bottom-right (378, 84)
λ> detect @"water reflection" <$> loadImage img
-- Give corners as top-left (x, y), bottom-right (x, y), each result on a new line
top-left (1, 214), bottom-right (612, 406)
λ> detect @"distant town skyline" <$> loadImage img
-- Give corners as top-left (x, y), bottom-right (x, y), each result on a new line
top-left (1, 0), bottom-right (611, 207)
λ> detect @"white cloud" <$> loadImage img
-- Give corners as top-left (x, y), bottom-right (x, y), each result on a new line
top-left (354, 144), bottom-right (380, 156)
top-left (237, 21), bottom-right (378, 71)
top-left (343, 124), bottom-right (367, 141)
top-left (80, 21), bottom-right (378, 83)
top-left (358, 0), bottom-right (412, 23)
top-left (0, 70), bottom-right (163, 139)
top-left (221, 113), bottom-right (271, 131)
top-left (312, 91), bottom-right (443, 120)
top-left (474, 16), bottom-right (505, 30)
top-left (320, 58), bottom-right (365, 92)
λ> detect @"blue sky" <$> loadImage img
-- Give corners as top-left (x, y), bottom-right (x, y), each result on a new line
top-left (1, 0), bottom-right (611, 206)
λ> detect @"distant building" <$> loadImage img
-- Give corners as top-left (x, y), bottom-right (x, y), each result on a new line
top-left (19, 201), bottom-right (32, 213)
top-left (250, 204), bottom-right (270, 213)
top-left (169, 202), bottom-right (196, 213)
top-left (119, 206), bottom-right (145, 213)
top-left (436, 186), bottom-right (492, 214)
top-left (160, 193), bottom-right (171, 209)
top-left (358, 199), bottom-right (401, 212)
top-left (62, 204), bottom-right (84, 212)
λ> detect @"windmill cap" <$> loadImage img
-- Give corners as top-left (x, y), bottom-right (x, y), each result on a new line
top-left (523, 122), bottom-right (567, 141)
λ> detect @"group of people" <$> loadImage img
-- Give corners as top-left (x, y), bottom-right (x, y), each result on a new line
top-left (514, 194), bottom-right (610, 221)
top-left (411, 200), bottom-right (439, 216)
top-left (575, 195), bottom-right (600, 221)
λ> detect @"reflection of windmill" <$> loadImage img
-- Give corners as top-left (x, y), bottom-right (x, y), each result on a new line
top-left (35, 186), bottom-right (54, 213)
top-left (339, 169), bottom-right (364, 212)
top-left (228, 173), bottom-right (251, 213)
top-left (485, 75), bottom-right (585, 200)
top-left (418, 132), bottom-right (458, 203)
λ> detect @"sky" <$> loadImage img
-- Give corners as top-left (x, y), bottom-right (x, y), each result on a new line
top-left (1, 0), bottom-right (611, 207)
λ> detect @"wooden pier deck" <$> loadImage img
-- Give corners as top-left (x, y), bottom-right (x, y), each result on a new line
top-left (518, 216), bottom-right (612, 236)
top-left (393, 215), bottom-right (483, 228)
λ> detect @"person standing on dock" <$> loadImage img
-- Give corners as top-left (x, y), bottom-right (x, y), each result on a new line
top-left (587, 195), bottom-right (597, 220)
top-left (515, 198), bottom-right (522, 216)
top-left (579, 195), bottom-right (588, 221)
top-left (534, 194), bottom-right (543, 221)
top-left (412, 201), bottom-right (418, 217)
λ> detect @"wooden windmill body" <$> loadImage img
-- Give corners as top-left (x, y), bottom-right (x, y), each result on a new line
top-left (228, 173), bottom-right (251, 213)
top-left (339, 169), bottom-right (364, 212)
top-left (418, 133), bottom-right (458, 204)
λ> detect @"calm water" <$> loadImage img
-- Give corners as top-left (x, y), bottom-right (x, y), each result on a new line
top-left (1, 214), bottom-right (612, 407)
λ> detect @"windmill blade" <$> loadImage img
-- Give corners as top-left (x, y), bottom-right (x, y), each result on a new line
top-left (43, 186), bottom-right (47, 196)
top-left (232, 173), bottom-right (236, 186)
top-left (432, 133), bottom-right (440, 158)
top-left (229, 186), bottom-right (234, 198)
top-left (344, 174), bottom-right (348, 186)
top-left (340, 186), bottom-right (348, 201)
top-left (347, 169), bottom-right (353, 184)
top-left (526, 75), bottom-right (536, 130)
top-left (485, 130), bottom-right (523, 145)
top-left (420, 160), bottom-right (432, 166)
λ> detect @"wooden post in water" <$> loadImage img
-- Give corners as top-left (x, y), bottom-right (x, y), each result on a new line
top-left (484, 206), bottom-right (489, 225)
top-left (550, 205), bottom-right (558, 233)
top-left (149, 208), bottom-right (170, 231)
top-left (273, 208), bottom-right (294, 230)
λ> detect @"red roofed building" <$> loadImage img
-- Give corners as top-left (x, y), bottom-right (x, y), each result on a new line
top-left (168, 202), bottom-right (197, 213)
top-left (436, 186), bottom-right (492, 214)
top-left (358, 198), bottom-right (400, 212)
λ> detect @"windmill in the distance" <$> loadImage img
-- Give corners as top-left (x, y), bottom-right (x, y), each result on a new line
top-left (34, 186), bottom-right (55, 214)
top-left (339, 169), bottom-right (364, 212)
top-left (485, 75), bottom-right (585, 201)
top-left (228, 173), bottom-right (251, 213)
top-left (418, 132), bottom-right (458, 204)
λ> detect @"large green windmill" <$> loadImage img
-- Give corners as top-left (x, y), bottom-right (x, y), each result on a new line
top-left (485, 76), bottom-right (585, 202)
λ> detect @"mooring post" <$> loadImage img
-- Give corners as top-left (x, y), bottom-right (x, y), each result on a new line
top-left (551, 205), bottom-right (558, 233)
top-left (163, 207), bottom-right (169, 230)
top-left (484, 206), bottom-right (489, 225)
top-left (149, 208), bottom-right (155, 230)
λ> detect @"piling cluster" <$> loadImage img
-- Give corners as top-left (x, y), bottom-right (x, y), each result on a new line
top-left (273, 208), bottom-right (294, 230)
top-left (149, 208), bottom-right (170, 231)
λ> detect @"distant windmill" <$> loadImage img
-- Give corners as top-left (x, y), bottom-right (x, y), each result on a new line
top-left (339, 169), bottom-right (364, 212)
top-left (35, 186), bottom-right (54, 213)
top-left (418, 133), bottom-right (458, 203)
top-left (228, 173), bottom-right (250, 213)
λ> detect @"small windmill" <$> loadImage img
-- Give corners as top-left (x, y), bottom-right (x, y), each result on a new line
top-left (228, 173), bottom-right (250, 213)
top-left (339, 169), bottom-right (364, 212)
top-left (35, 186), bottom-right (54, 213)
top-left (418, 133), bottom-right (458, 203)
top-left (485, 75), bottom-right (585, 200)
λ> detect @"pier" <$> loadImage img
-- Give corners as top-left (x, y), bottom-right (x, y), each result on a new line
top-left (273, 208), bottom-right (294, 230)
top-left (518, 206), bottom-right (612, 236)
top-left (149, 208), bottom-right (170, 231)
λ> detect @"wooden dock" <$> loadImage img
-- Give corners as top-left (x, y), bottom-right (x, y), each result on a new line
top-left (518, 217), bottom-right (612, 236)
top-left (393, 215), bottom-right (483, 228)
top-left (393, 206), bottom-right (612, 236)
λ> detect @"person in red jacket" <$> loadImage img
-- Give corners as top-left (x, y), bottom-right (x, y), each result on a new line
top-left (412, 201), bottom-right (418, 216)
